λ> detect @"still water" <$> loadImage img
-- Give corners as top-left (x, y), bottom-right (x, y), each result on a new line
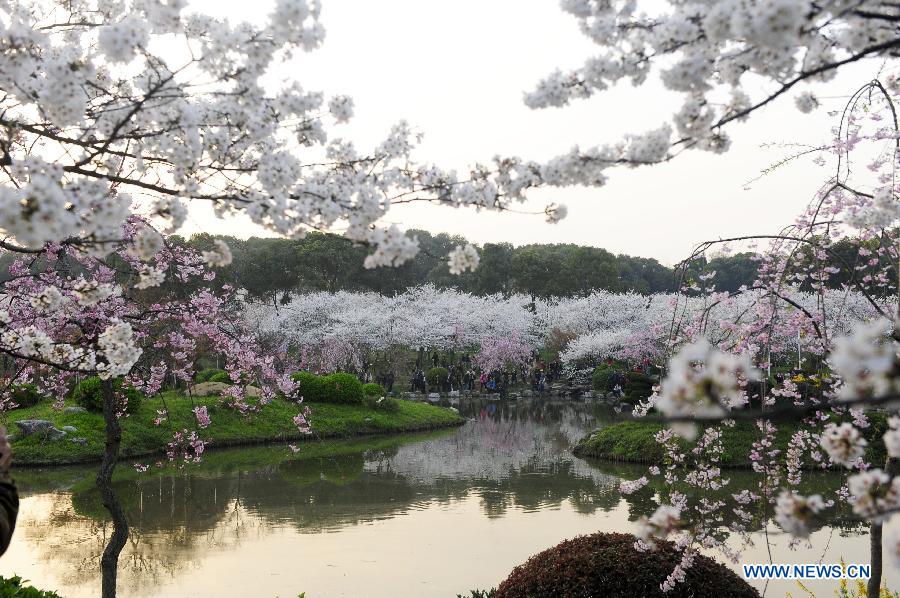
top-left (0, 398), bottom-right (892, 597)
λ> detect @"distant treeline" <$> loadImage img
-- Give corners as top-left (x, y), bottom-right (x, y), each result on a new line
top-left (178, 230), bottom-right (763, 302)
top-left (0, 230), bottom-right (887, 303)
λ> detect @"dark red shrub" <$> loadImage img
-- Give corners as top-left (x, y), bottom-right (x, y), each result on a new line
top-left (494, 532), bottom-right (759, 598)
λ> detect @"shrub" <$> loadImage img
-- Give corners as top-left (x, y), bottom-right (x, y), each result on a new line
top-left (426, 367), bottom-right (448, 389)
top-left (494, 532), bottom-right (759, 598)
top-left (195, 368), bottom-right (225, 383)
top-left (208, 371), bottom-right (232, 384)
top-left (9, 383), bottom-right (42, 409)
top-left (362, 382), bottom-right (385, 398)
top-left (320, 372), bottom-right (364, 404)
top-left (0, 575), bottom-right (63, 598)
top-left (290, 371), bottom-right (325, 402)
top-left (623, 371), bottom-right (653, 402)
top-left (72, 376), bottom-right (143, 414)
top-left (591, 365), bottom-right (624, 393)
top-left (363, 395), bottom-right (400, 412)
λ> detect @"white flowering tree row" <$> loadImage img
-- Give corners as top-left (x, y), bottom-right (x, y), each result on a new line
top-left (243, 284), bottom-right (882, 372)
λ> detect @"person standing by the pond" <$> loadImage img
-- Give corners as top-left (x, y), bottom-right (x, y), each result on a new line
top-left (0, 428), bottom-right (18, 557)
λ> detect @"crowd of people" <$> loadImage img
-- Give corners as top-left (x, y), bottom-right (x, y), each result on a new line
top-left (354, 348), bottom-right (570, 396)
top-left (335, 345), bottom-right (581, 397)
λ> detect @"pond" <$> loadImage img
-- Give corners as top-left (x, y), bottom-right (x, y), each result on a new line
top-left (0, 398), bottom-right (891, 597)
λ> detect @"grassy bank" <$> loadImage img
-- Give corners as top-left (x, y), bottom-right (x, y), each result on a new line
top-left (573, 418), bottom-right (888, 468)
top-left (4, 393), bottom-right (464, 466)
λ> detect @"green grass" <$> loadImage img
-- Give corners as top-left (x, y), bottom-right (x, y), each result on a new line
top-left (573, 417), bottom-right (888, 468)
top-left (4, 392), bottom-right (463, 466)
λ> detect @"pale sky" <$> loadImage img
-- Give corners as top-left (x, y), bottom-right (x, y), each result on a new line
top-left (181, 0), bottom-right (884, 265)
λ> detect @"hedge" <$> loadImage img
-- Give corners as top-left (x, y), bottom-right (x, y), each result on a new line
top-left (494, 532), bottom-right (759, 598)
top-left (71, 377), bottom-right (143, 415)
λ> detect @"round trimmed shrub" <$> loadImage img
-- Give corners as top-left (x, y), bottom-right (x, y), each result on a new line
top-left (195, 368), bottom-right (225, 383)
top-left (208, 371), bottom-right (232, 384)
top-left (290, 371), bottom-right (325, 402)
top-left (426, 367), bottom-right (448, 389)
top-left (362, 382), bottom-right (385, 398)
top-left (624, 371), bottom-right (653, 402)
top-left (72, 377), bottom-right (143, 415)
top-left (9, 383), bottom-right (42, 409)
top-left (320, 373), bottom-right (364, 404)
top-left (494, 532), bottom-right (759, 598)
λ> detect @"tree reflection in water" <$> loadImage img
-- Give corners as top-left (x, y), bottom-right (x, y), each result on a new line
top-left (10, 398), bottom-right (862, 597)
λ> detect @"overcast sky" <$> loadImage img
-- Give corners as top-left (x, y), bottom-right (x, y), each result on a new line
top-left (181, 0), bottom-right (883, 265)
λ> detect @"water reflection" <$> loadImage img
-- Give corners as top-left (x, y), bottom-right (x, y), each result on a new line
top-left (0, 398), bottom-right (886, 597)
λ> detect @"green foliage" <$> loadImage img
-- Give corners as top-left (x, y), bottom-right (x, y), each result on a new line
top-left (363, 395), bottom-right (400, 413)
top-left (71, 377), bottom-right (142, 414)
top-left (362, 383), bottom-right (385, 398)
top-left (195, 368), bottom-right (225, 383)
top-left (623, 371), bottom-right (653, 403)
top-left (9, 384), bottom-right (42, 409)
top-left (290, 371), bottom-right (325, 402)
top-left (207, 371), bottom-right (231, 384)
top-left (0, 576), bottom-right (63, 597)
top-left (494, 532), bottom-right (759, 598)
top-left (574, 421), bottom-right (674, 464)
top-left (591, 364), bottom-right (622, 393)
top-left (575, 418), bottom-right (885, 468)
top-left (180, 231), bottom-right (688, 299)
top-left (426, 367), bottom-right (448, 389)
top-left (319, 373), bottom-right (364, 404)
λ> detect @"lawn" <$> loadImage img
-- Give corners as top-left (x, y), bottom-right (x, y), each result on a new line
top-left (4, 392), bottom-right (463, 466)
top-left (573, 416), bottom-right (889, 469)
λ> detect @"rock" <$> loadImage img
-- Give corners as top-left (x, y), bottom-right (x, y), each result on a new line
top-left (188, 382), bottom-right (262, 398)
top-left (364, 417), bottom-right (373, 423)
top-left (64, 406), bottom-right (87, 414)
top-left (47, 427), bottom-right (67, 441)
top-left (449, 406), bottom-right (459, 413)
top-left (15, 419), bottom-right (69, 441)
top-left (448, 390), bottom-right (459, 398)
top-left (15, 419), bottom-right (55, 437)
top-left (427, 393), bottom-right (441, 401)
top-left (188, 381), bottom-right (230, 397)
top-left (70, 437), bottom-right (88, 446)
top-left (618, 402), bottom-right (634, 413)
top-left (61, 425), bottom-right (77, 433)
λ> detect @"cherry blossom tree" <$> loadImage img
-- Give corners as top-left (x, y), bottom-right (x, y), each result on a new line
top-left (503, 0), bottom-right (900, 191)
top-left (0, 0), bottom-right (538, 594)
top-left (614, 80), bottom-right (900, 594)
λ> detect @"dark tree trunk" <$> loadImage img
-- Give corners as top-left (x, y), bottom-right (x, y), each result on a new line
top-left (97, 379), bottom-right (128, 598)
top-left (868, 456), bottom-right (898, 597)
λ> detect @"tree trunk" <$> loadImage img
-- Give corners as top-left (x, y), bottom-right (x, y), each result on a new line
top-left (868, 456), bottom-right (898, 597)
top-left (96, 379), bottom-right (128, 598)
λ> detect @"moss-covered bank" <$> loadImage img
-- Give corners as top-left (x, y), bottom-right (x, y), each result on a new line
top-left (5, 394), bottom-right (463, 466)
top-left (573, 418), bottom-right (888, 468)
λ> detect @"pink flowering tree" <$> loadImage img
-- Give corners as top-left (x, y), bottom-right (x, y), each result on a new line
top-left (0, 0), bottom-right (574, 592)
top-left (0, 220), bottom-right (305, 595)
top-left (611, 81), bottom-right (900, 594)
top-left (474, 335), bottom-right (534, 372)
